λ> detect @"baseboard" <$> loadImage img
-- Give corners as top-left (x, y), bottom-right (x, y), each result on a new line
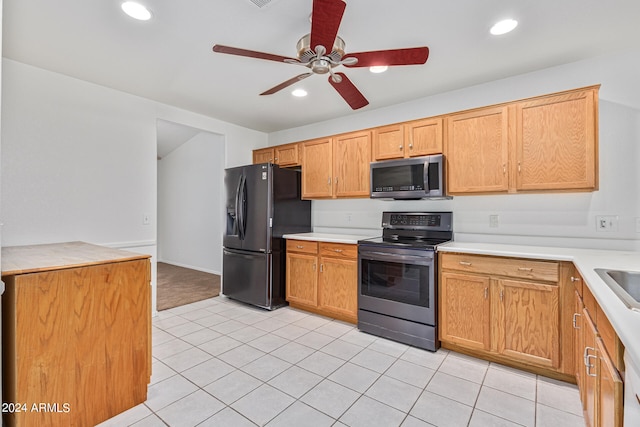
top-left (157, 259), bottom-right (221, 275)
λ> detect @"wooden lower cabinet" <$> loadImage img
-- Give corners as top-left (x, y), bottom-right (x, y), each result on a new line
top-left (573, 276), bottom-right (624, 427)
top-left (440, 272), bottom-right (491, 351)
top-left (286, 239), bottom-right (357, 323)
top-left (2, 256), bottom-right (151, 427)
top-left (439, 253), bottom-right (572, 379)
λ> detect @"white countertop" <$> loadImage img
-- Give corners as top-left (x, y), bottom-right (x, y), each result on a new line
top-left (438, 241), bottom-right (640, 368)
top-left (283, 232), bottom-right (377, 245)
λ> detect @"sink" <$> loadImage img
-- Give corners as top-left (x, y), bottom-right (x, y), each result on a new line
top-left (595, 269), bottom-right (640, 312)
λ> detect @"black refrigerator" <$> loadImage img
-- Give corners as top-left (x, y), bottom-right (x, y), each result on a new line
top-left (223, 163), bottom-right (311, 310)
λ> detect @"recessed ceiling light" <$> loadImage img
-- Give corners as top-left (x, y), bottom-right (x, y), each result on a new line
top-left (490, 19), bottom-right (518, 35)
top-left (369, 66), bottom-right (388, 74)
top-left (292, 88), bottom-right (308, 97)
top-left (121, 2), bottom-right (152, 21)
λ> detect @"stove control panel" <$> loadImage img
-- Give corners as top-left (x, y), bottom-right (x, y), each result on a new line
top-left (382, 211), bottom-right (452, 231)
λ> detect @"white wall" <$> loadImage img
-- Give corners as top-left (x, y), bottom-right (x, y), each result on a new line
top-left (269, 48), bottom-right (640, 251)
top-left (157, 131), bottom-right (224, 274)
top-left (0, 58), bottom-right (267, 313)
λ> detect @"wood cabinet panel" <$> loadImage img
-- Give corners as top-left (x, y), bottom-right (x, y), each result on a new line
top-left (372, 124), bottom-right (404, 160)
top-left (275, 143), bottom-right (300, 166)
top-left (286, 239), bottom-right (318, 255)
top-left (496, 279), bottom-right (560, 368)
top-left (446, 106), bottom-right (510, 193)
top-left (405, 117), bottom-right (443, 156)
top-left (318, 257), bottom-right (358, 322)
top-left (597, 338), bottom-right (624, 427)
top-left (3, 259), bottom-right (151, 427)
top-left (333, 131), bottom-right (371, 197)
top-left (440, 253), bottom-right (559, 282)
top-left (286, 253), bottom-right (318, 307)
top-left (302, 138), bottom-right (333, 198)
top-left (583, 308), bottom-right (598, 427)
top-left (440, 272), bottom-right (491, 350)
top-left (516, 89), bottom-right (597, 191)
top-left (253, 147), bottom-right (274, 164)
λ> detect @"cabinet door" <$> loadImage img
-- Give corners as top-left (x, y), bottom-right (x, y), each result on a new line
top-left (275, 144), bottom-right (299, 166)
top-left (515, 89), bottom-right (597, 191)
top-left (286, 253), bottom-right (318, 307)
top-left (302, 138), bottom-right (333, 198)
top-left (496, 279), bottom-right (560, 369)
top-left (372, 124), bottom-right (405, 160)
top-left (574, 291), bottom-right (587, 408)
top-left (405, 117), bottom-right (443, 157)
top-left (333, 130), bottom-right (371, 198)
top-left (318, 256), bottom-right (358, 321)
top-left (446, 106), bottom-right (510, 193)
top-left (583, 309), bottom-right (598, 427)
top-left (253, 148), bottom-right (274, 164)
top-left (439, 272), bottom-right (491, 350)
top-left (597, 338), bottom-right (623, 427)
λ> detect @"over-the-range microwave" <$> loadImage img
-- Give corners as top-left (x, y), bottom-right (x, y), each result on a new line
top-left (370, 154), bottom-right (448, 200)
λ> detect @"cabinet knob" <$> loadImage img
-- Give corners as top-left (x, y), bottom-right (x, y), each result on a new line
top-left (584, 346), bottom-right (597, 377)
top-left (571, 276), bottom-right (581, 282)
top-left (409, 143), bottom-right (413, 149)
top-left (327, 177), bottom-right (332, 185)
top-left (572, 312), bottom-right (581, 329)
top-left (517, 267), bottom-right (533, 272)
top-left (399, 145), bottom-right (403, 150)
top-left (518, 161), bottom-right (522, 173)
top-left (459, 261), bottom-right (472, 266)
top-left (334, 249), bottom-right (343, 253)
top-left (503, 164), bottom-right (506, 174)
top-left (484, 287), bottom-right (488, 299)
top-left (296, 245), bottom-right (304, 249)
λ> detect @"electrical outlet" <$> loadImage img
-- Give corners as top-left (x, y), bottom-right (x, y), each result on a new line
top-left (143, 213), bottom-right (151, 225)
top-left (596, 215), bottom-right (618, 232)
top-left (489, 215), bottom-right (499, 228)
top-left (345, 213), bottom-right (352, 223)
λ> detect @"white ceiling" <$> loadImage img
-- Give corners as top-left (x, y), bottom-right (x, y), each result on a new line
top-left (4, 0), bottom-right (640, 133)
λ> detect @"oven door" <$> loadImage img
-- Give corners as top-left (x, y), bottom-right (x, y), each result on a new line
top-left (358, 245), bottom-right (436, 325)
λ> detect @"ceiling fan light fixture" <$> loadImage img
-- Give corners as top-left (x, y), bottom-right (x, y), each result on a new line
top-left (292, 88), bottom-right (308, 97)
top-left (369, 65), bottom-right (388, 73)
top-left (121, 2), bottom-right (152, 21)
top-left (490, 19), bottom-right (518, 35)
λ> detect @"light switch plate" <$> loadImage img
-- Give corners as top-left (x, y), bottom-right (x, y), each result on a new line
top-left (596, 215), bottom-right (618, 232)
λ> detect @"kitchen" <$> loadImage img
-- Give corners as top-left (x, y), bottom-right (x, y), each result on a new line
top-left (1, 0), bottom-right (640, 426)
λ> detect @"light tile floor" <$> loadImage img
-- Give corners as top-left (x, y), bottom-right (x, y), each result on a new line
top-left (98, 296), bottom-right (585, 427)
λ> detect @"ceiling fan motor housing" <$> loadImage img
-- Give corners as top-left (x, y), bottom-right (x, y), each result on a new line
top-left (297, 34), bottom-right (345, 64)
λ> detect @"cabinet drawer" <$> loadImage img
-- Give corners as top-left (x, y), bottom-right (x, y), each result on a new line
top-left (287, 240), bottom-right (318, 254)
top-left (320, 242), bottom-right (357, 259)
top-left (441, 253), bottom-right (559, 282)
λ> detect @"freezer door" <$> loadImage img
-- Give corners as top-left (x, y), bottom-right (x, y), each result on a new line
top-left (224, 166), bottom-right (244, 250)
top-left (223, 248), bottom-right (271, 308)
top-left (240, 164), bottom-right (272, 252)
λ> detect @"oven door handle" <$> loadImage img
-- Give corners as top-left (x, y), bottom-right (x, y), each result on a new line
top-left (359, 250), bottom-right (434, 264)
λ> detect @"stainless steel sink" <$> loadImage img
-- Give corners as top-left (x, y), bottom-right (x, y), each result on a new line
top-left (595, 269), bottom-right (640, 312)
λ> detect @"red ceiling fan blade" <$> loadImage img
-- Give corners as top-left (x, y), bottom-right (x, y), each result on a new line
top-left (328, 72), bottom-right (369, 110)
top-left (310, 0), bottom-right (346, 54)
top-left (343, 47), bottom-right (429, 67)
top-left (213, 44), bottom-right (298, 63)
top-left (260, 73), bottom-right (313, 96)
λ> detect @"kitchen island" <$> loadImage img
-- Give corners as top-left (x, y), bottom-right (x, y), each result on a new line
top-left (1, 241), bottom-right (151, 427)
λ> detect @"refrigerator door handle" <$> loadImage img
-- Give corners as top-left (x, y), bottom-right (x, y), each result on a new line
top-left (238, 175), bottom-right (248, 240)
top-left (233, 175), bottom-right (243, 237)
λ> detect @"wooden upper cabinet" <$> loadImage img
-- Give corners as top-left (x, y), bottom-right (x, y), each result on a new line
top-left (333, 130), bottom-right (371, 197)
top-left (515, 88), bottom-right (598, 191)
top-left (253, 147), bottom-right (274, 164)
top-left (405, 117), bottom-right (443, 157)
top-left (446, 106), bottom-right (510, 194)
top-left (302, 137), bottom-right (333, 198)
top-left (372, 118), bottom-right (443, 161)
top-left (275, 143), bottom-right (300, 166)
top-left (253, 144), bottom-right (300, 166)
top-left (372, 124), bottom-right (404, 160)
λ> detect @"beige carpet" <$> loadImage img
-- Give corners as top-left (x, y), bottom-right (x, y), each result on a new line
top-left (156, 262), bottom-right (221, 311)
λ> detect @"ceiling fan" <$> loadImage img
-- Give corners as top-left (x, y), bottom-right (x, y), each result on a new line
top-left (212, 0), bottom-right (429, 110)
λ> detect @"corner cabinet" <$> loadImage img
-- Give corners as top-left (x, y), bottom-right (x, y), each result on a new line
top-left (439, 252), bottom-right (574, 379)
top-left (301, 131), bottom-right (371, 199)
top-left (286, 239), bottom-right (358, 323)
top-left (445, 85), bottom-right (599, 195)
